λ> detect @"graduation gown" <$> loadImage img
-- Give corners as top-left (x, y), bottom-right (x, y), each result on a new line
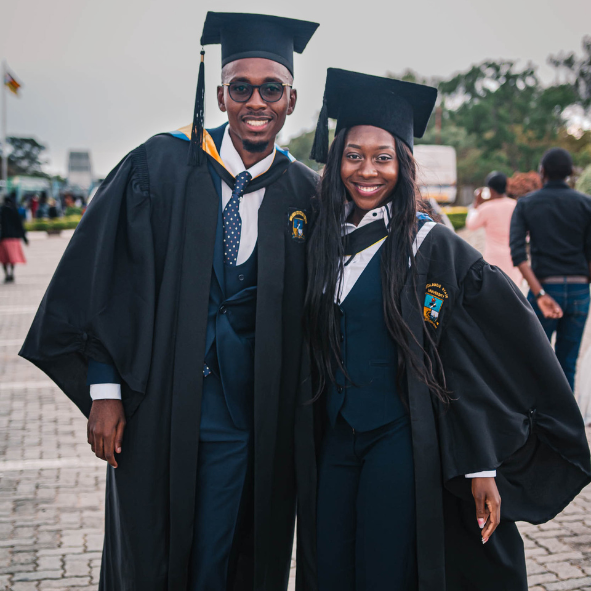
top-left (294, 222), bottom-right (591, 591)
top-left (19, 131), bottom-right (319, 590)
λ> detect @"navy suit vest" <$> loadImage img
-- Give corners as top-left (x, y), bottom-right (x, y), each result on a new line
top-left (328, 247), bottom-right (407, 432)
top-left (203, 129), bottom-right (258, 430)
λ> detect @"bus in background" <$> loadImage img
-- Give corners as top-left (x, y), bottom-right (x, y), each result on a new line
top-left (414, 145), bottom-right (457, 204)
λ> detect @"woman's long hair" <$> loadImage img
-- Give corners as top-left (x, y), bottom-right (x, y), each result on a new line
top-left (304, 128), bottom-right (448, 402)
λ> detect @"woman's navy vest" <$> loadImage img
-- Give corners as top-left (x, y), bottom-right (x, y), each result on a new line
top-left (328, 247), bottom-right (407, 432)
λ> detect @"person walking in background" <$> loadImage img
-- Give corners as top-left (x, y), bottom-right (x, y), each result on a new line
top-left (466, 171), bottom-right (522, 285)
top-left (510, 148), bottom-right (591, 391)
top-left (0, 192), bottom-right (28, 283)
top-left (29, 194), bottom-right (39, 220)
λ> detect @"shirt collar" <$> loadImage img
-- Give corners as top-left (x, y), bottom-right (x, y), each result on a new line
top-left (543, 180), bottom-right (570, 189)
top-left (342, 202), bottom-right (392, 236)
top-left (220, 125), bottom-right (276, 179)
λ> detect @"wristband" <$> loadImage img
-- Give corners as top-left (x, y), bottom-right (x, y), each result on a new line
top-left (535, 289), bottom-right (546, 299)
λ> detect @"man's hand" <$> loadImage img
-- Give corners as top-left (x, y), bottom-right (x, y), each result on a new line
top-left (537, 293), bottom-right (563, 319)
top-left (87, 400), bottom-right (126, 468)
top-left (472, 477), bottom-right (501, 544)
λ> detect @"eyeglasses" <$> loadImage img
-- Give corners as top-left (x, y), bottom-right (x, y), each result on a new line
top-left (222, 82), bottom-right (292, 103)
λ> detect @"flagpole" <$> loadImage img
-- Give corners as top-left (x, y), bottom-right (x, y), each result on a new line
top-left (1, 59), bottom-right (7, 197)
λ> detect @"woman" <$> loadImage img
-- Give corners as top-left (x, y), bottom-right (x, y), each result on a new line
top-left (0, 193), bottom-right (28, 283)
top-left (466, 173), bottom-right (522, 285)
top-left (301, 69), bottom-right (591, 591)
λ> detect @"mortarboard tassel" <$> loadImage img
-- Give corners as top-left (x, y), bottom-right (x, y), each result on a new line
top-left (310, 91), bottom-right (329, 164)
top-left (188, 49), bottom-right (206, 166)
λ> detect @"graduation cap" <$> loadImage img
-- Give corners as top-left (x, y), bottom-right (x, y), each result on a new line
top-left (310, 68), bottom-right (438, 164)
top-left (188, 12), bottom-right (319, 166)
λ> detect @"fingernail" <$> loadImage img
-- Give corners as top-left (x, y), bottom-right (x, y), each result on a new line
top-left (482, 537), bottom-right (488, 544)
top-left (477, 518), bottom-right (485, 528)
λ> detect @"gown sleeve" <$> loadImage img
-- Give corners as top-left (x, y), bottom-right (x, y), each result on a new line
top-left (19, 145), bottom-right (154, 419)
top-left (435, 260), bottom-right (591, 523)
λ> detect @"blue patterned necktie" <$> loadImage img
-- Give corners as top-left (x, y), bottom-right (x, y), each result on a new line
top-left (223, 170), bottom-right (252, 266)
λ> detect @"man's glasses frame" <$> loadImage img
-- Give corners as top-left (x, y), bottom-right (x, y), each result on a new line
top-left (222, 82), bottom-right (292, 103)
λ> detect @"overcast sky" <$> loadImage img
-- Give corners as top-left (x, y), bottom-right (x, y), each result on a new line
top-left (1, 0), bottom-right (590, 177)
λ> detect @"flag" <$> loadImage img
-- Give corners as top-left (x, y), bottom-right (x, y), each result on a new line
top-left (4, 69), bottom-right (21, 96)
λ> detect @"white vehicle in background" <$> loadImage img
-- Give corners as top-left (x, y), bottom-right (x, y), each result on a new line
top-left (414, 145), bottom-right (457, 204)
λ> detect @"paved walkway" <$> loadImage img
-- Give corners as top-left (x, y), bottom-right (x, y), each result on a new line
top-left (0, 229), bottom-right (589, 590)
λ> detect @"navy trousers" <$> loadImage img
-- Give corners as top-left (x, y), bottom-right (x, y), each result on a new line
top-left (317, 414), bottom-right (417, 591)
top-left (528, 282), bottom-right (590, 390)
top-left (187, 373), bottom-right (252, 591)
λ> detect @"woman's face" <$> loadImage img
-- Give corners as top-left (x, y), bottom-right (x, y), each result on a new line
top-left (340, 125), bottom-right (399, 214)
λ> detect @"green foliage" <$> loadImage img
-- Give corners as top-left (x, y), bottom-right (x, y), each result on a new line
top-left (575, 165), bottom-right (591, 195)
top-left (25, 215), bottom-right (81, 233)
top-left (64, 206), bottom-right (83, 216)
top-left (285, 127), bottom-right (334, 171)
top-left (548, 36), bottom-right (591, 108)
top-left (432, 60), bottom-right (582, 175)
top-left (6, 137), bottom-right (48, 176)
top-left (444, 210), bottom-right (468, 231)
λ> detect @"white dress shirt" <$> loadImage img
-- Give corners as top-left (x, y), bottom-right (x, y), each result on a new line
top-left (336, 204), bottom-right (495, 479)
top-left (219, 125), bottom-right (275, 265)
top-left (90, 126), bottom-right (276, 401)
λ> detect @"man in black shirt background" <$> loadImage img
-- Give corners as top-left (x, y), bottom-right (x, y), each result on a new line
top-left (510, 148), bottom-right (591, 390)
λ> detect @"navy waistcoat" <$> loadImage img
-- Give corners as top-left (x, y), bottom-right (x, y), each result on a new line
top-left (203, 124), bottom-right (259, 429)
top-left (328, 247), bottom-right (407, 432)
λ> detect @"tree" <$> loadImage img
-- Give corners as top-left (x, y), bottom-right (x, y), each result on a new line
top-left (286, 126), bottom-right (334, 171)
top-left (6, 137), bottom-right (48, 176)
top-left (575, 164), bottom-right (591, 195)
top-left (548, 36), bottom-right (591, 109)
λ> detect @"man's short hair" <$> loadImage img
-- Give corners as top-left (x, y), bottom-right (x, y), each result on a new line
top-left (485, 171), bottom-right (507, 195)
top-left (540, 148), bottom-right (573, 181)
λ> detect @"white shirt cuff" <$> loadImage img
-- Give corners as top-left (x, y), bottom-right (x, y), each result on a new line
top-left (90, 383), bottom-right (122, 401)
top-left (465, 470), bottom-right (497, 478)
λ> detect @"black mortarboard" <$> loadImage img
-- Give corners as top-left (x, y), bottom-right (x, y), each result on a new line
top-left (310, 68), bottom-right (438, 163)
top-left (188, 12), bottom-right (319, 166)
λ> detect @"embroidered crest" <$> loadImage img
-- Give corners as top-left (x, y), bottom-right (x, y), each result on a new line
top-left (288, 209), bottom-right (307, 242)
top-left (424, 283), bottom-right (448, 328)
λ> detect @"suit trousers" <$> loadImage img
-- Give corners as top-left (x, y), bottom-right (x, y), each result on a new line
top-left (188, 373), bottom-right (253, 591)
top-left (317, 413), bottom-right (417, 591)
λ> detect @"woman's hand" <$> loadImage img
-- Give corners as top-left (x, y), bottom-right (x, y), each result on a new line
top-left (471, 477), bottom-right (501, 544)
top-left (473, 188), bottom-right (485, 208)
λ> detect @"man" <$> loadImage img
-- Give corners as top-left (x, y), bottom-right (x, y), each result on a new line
top-left (510, 148), bottom-right (591, 390)
top-left (20, 12), bottom-right (319, 590)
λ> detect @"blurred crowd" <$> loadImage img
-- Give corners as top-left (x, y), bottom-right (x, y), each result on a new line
top-left (465, 147), bottom-right (591, 421)
top-left (14, 190), bottom-right (88, 221)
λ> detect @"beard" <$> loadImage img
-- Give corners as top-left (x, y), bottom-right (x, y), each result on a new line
top-left (242, 139), bottom-right (270, 153)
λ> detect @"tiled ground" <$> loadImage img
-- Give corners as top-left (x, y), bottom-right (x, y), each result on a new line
top-left (0, 228), bottom-right (590, 590)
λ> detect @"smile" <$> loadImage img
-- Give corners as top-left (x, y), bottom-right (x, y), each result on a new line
top-left (354, 184), bottom-right (383, 196)
top-left (244, 119), bottom-right (271, 129)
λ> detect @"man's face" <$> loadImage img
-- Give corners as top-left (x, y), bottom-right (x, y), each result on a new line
top-left (217, 58), bottom-right (297, 153)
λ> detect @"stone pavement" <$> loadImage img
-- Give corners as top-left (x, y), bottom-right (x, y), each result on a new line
top-left (0, 229), bottom-right (589, 590)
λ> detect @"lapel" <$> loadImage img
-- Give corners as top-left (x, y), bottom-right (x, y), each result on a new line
top-left (401, 234), bottom-right (446, 590)
top-left (208, 166), bottom-right (225, 296)
top-left (208, 125), bottom-right (227, 296)
top-left (253, 169), bottom-right (288, 513)
top-left (167, 160), bottom-right (219, 588)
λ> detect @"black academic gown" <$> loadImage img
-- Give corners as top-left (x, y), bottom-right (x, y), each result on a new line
top-left (20, 132), bottom-right (319, 591)
top-left (294, 223), bottom-right (591, 591)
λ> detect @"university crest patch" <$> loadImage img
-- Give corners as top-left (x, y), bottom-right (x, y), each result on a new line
top-left (288, 209), bottom-right (307, 242)
top-left (424, 283), bottom-right (448, 328)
